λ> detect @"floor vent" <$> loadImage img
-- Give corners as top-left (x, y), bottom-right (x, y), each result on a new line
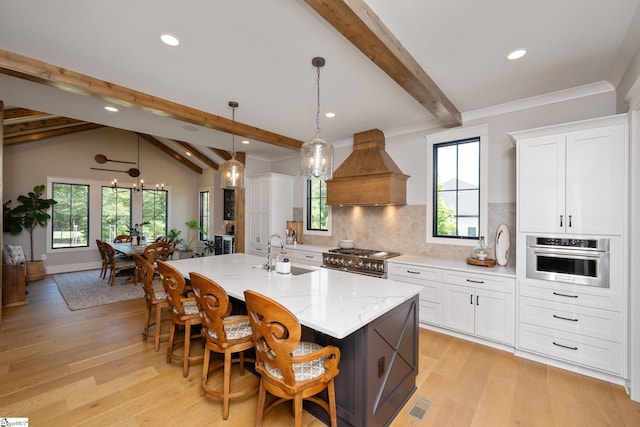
top-left (407, 397), bottom-right (433, 422)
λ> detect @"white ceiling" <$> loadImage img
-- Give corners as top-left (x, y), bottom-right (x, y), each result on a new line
top-left (1, 0), bottom-right (639, 162)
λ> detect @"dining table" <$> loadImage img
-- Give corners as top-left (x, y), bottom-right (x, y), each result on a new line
top-left (110, 242), bottom-right (149, 284)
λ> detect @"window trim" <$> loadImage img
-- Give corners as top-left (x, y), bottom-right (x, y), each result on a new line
top-left (51, 182), bottom-right (91, 249)
top-left (198, 187), bottom-right (211, 241)
top-left (425, 124), bottom-right (488, 247)
top-left (303, 178), bottom-right (332, 236)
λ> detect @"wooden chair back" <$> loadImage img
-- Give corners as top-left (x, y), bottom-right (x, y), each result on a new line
top-left (189, 272), bottom-right (233, 343)
top-left (114, 234), bottom-right (131, 243)
top-left (143, 241), bottom-right (171, 263)
top-left (134, 254), bottom-right (157, 301)
top-left (156, 260), bottom-right (189, 317)
top-left (244, 290), bottom-right (303, 386)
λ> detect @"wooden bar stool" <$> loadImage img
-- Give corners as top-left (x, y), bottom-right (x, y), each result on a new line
top-left (244, 290), bottom-right (341, 427)
top-left (189, 272), bottom-right (259, 420)
top-left (134, 254), bottom-right (170, 352)
top-left (157, 260), bottom-right (204, 377)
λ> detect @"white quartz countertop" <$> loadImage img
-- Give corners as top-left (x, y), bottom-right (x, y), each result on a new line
top-left (389, 254), bottom-right (516, 278)
top-left (167, 253), bottom-right (421, 339)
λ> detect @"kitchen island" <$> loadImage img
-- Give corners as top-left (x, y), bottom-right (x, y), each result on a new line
top-left (168, 253), bottom-right (422, 427)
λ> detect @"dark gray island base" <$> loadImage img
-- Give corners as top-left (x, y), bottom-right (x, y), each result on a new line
top-left (303, 295), bottom-right (419, 426)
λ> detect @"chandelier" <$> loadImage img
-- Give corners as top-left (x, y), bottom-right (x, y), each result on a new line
top-left (110, 135), bottom-right (165, 192)
top-left (220, 101), bottom-right (245, 189)
top-left (300, 56), bottom-right (333, 180)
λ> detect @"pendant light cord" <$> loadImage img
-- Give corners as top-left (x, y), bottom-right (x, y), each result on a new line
top-left (232, 105), bottom-right (236, 157)
top-left (315, 63), bottom-right (321, 140)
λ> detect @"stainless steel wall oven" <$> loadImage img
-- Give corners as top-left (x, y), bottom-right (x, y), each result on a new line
top-left (526, 236), bottom-right (610, 288)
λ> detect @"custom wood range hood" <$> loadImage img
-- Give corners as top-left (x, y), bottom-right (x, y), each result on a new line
top-left (326, 129), bottom-right (409, 206)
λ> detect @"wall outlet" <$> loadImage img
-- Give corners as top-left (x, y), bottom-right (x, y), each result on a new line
top-left (41, 254), bottom-right (47, 260)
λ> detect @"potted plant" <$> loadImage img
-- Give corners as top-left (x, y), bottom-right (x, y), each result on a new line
top-left (126, 221), bottom-right (150, 245)
top-left (4, 185), bottom-right (57, 281)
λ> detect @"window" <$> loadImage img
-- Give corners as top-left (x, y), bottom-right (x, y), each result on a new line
top-left (433, 137), bottom-right (480, 239)
top-left (101, 186), bottom-right (132, 242)
top-left (426, 124), bottom-right (488, 246)
top-left (52, 183), bottom-right (89, 248)
top-left (142, 189), bottom-right (168, 241)
top-left (199, 190), bottom-right (210, 240)
top-left (306, 178), bottom-right (329, 232)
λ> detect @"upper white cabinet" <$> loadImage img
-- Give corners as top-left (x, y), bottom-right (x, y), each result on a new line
top-left (247, 173), bottom-right (294, 254)
top-left (512, 115), bottom-right (626, 236)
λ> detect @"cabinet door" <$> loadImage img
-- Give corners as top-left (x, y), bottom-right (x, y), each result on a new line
top-left (565, 125), bottom-right (624, 235)
top-left (518, 135), bottom-right (565, 233)
top-left (442, 284), bottom-right (475, 334)
top-left (474, 288), bottom-right (514, 345)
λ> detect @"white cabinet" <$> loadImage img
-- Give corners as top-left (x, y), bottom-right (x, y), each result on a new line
top-left (247, 173), bottom-right (294, 255)
top-left (295, 249), bottom-right (323, 267)
top-left (388, 263), bottom-right (443, 326)
top-left (513, 117), bottom-right (626, 235)
top-left (441, 271), bottom-right (514, 345)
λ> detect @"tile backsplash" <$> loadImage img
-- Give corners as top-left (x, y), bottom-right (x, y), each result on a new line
top-left (300, 203), bottom-right (515, 266)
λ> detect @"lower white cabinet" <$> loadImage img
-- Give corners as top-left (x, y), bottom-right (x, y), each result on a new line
top-left (388, 261), bottom-right (515, 346)
top-left (295, 250), bottom-right (323, 267)
top-left (442, 280), bottom-right (514, 345)
top-left (388, 263), bottom-right (443, 326)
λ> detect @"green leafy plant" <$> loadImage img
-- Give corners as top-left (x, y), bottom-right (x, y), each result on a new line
top-left (126, 221), bottom-right (150, 236)
top-left (182, 220), bottom-right (206, 252)
top-left (4, 185), bottom-right (58, 262)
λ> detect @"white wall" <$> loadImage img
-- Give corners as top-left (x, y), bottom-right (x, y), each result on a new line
top-left (3, 127), bottom-right (200, 272)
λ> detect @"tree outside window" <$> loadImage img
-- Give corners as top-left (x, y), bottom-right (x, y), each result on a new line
top-left (52, 183), bottom-right (89, 248)
top-left (101, 186), bottom-right (132, 241)
top-left (142, 189), bottom-right (168, 241)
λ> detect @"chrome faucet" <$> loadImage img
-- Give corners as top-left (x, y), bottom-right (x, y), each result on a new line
top-left (265, 233), bottom-right (284, 271)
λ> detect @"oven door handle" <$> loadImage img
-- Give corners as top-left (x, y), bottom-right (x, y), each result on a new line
top-left (532, 248), bottom-right (604, 260)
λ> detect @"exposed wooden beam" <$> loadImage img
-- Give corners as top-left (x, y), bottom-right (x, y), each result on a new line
top-left (4, 123), bottom-right (103, 145)
top-left (136, 133), bottom-right (203, 174)
top-left (4, 116), bottom-right (85, 135)
top-left (172, 140), bottom-right (219, 170)
top-left (208, 147), bottom-right (232, 162)
top-left (3, 108), bottom-right (48, 121)
top-left (304, 0), bottom-right (462, 127)
top-left (0, 49), bottom-right (304, 150)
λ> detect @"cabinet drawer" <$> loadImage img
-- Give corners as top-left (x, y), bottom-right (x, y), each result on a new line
top-left (442, 270), bottom-right (514, 293)
top-left (273, 248), bottom-right (295, 258)
top-left (519, 297), bottom-right (622, 342)
top-left (419, 300), bottom-right (442, 326)
top-left (295, 250), bottom-right (323, 266)
top-left (518, 323), bottom-right (624, 376)
top-left (519, 278), bottom-right (621, 311)
top-left (388, 274), bottom-right (441, 304)
top-left (388, 264), bottom-right (442, 283)
top-left (249, 244), bottom-right (267, 256)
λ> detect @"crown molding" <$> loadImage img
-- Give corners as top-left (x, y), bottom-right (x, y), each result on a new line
top-left (462, 81), bottom-right (615, 122)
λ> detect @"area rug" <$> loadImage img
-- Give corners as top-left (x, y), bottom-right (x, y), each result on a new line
top-left (53, 269), bottom-right (144, 311)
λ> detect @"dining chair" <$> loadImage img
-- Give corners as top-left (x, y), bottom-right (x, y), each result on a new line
top-left (156, 260), bottom-right (204, 377)
top-left (102, 242), bottom-right (137, 286)
top-left (244, 290), bottom-right (341, 427)
top-left (113, 234), bottom-right (132, 243)
top-left (96, 239), bottom-right (108, 279)
top-left (189, 272), bottom-right (258, 420)
top-left (134, 254), bottom-right (170, 352)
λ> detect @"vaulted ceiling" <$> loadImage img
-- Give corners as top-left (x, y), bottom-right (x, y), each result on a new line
top-left (1, 0), bottom-right (639, 170)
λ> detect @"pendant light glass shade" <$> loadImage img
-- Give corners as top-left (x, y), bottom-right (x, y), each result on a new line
top-left (220, 156), bottom-right (244, 189)
top-left (300, 138), bottom-right (333, 179)
top-left (301, 57), bottom-right (333, 180)
top-left (220, 101), bottom-right (245, 189)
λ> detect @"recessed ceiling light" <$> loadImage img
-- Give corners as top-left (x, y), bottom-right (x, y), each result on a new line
top-left (160, 33), bottom-right (180, 47)
top-left (325, 112), bottom-right (335, 118)
top-left (507, 49), bottom-right (527, 61)
top-left (185, 151), bottom-right (192, 156)
top-left (104, 106), bottom-right (118, 112)
top-left (242, 140), bottom-right (250, 145)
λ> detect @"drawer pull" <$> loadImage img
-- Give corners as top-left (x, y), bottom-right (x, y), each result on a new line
top-left (406, 270), bottom-right (421, 275)
top-left (553, 291), bottom-right (578, 298)
top-left (553, 314), bottom-right (578, 322)
top-left (466, 279), bottom-right (484, 284)
top-left (553, 341), bottom-right (578, 351)
top-left (470, 294), bottom-right (474, 305)
top-left (304, 255), bottom-right (314, 258)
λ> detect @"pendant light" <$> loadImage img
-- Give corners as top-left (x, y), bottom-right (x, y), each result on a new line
top-left (220, 101), bottom-right (245, 189)
top-left (300, 57), bottom-right (333, 180)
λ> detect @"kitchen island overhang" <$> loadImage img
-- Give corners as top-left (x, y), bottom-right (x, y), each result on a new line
top-left (167, 253), bottom-right (422, 426)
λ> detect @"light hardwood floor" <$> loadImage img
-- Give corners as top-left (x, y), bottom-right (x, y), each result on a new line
top-left (1, 276), bottom-right (639, 426)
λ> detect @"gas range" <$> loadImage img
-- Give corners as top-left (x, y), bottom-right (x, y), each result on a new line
top-left (322, 248), bottom-right (401, 278)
